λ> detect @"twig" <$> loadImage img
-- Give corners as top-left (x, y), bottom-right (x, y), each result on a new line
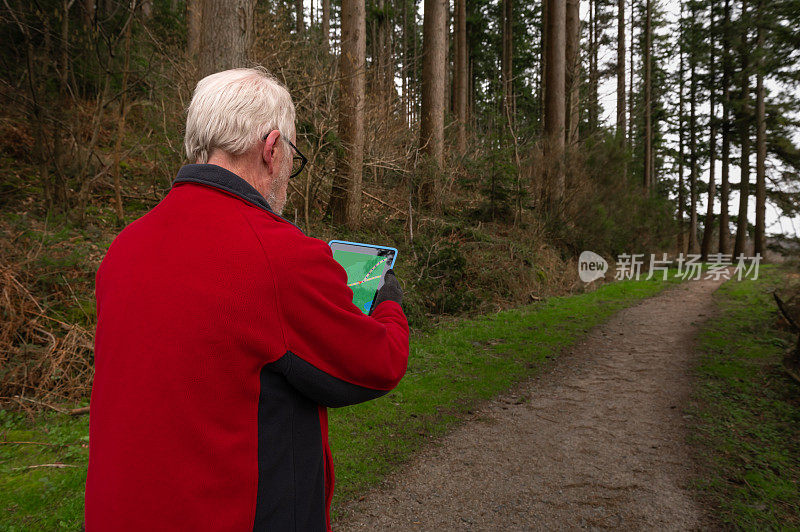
top-left (0, 441), bottom-right (62, 447)
top-left (361, 190), bottom-right (408, 216)
top-left (11, 463), bottom-right (78, 471)
top-left (14, 395), bottom-right (68, 414)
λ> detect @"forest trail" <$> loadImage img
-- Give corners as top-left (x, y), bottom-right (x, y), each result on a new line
top-left (338, 276), bottom-right (728, 530)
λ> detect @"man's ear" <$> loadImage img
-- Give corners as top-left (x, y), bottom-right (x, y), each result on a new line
top-left (262, 130), bottom-right (281, 174)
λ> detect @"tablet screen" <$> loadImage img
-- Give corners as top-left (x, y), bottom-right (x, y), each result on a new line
top-left (329, 240), bottom-right (398, 314)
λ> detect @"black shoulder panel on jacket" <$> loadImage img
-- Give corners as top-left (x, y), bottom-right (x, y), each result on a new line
top-left (268, 352), bottom-right (389, 408)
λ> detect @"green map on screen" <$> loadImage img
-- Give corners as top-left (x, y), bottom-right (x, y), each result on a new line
top-left (333, 249), bottom-right (389, 314)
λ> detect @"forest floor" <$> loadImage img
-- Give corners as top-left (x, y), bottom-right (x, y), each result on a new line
top-left (338, 274), bottom-right (730, 529)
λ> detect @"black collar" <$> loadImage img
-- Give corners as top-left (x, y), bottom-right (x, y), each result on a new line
top-left (172, 164), bottom-right (275, 214)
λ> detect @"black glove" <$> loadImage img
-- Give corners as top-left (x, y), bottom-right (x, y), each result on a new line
top-left (370, 269), bottom-right (403, 315)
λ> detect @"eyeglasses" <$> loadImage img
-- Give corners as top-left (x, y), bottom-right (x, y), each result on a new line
top-left (262, 132), bottom-right (307, 179)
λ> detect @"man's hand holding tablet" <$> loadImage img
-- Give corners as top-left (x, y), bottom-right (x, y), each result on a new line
top-left (329, 240), bottom-right (401, 315)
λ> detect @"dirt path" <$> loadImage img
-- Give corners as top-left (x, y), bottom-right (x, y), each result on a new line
top-left (337, 276), bottom-right (727, 530)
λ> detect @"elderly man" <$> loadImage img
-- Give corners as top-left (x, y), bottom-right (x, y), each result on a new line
top-left (85, 68), bottom-right (409, 531)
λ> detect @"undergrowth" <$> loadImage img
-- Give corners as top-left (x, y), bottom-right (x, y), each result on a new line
top-left (688, 265), bottom-right (800, 529)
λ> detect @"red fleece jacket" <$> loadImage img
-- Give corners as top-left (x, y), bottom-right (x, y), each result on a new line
top-left (85, 164), bottom-right (409, 531)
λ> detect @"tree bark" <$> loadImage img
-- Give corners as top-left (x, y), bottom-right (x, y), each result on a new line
top-left (543, 0), bottom-right (565, 207)
top-left (329, 0), bottom-right (367, 226)
top-left (197, 0), bottom-right (255, 78)
top-left (588, 0), bottom-right (598, 129)
top-left (719, 0), bottom-right (732, 254)
top-left (628, 1), bottom-right (634, 143)
top-left (688, 8), bottom-right (699, 254)
top-left (82, 0), bottom-right (95, 27)
top-left (733, 0), bottom-right (750, 258)
top-left (754, 0), bottom-right (766, 257)
top-left (700, 4), bottom-right (717, 260)
top-left (420, 0), bottom-right (446, 173)
top-left (565, 0), bottom-right (580, 146)
top-left (616, 0), bottom-right (626, 152)
top-left (323, 0), bottom-right (331, 49)
top-left (454, 0), bottom-right (467, 153)
top-left (502, 0), bottom-right (514, 125)
top-left (540, 0), bottom-right (548, 122)
top-left (678, 9), bottom-right (685, 255)
top-left (296, 0), bottom-right (305, 34)
top-left (643, 0), bottom-right (652, 193)
top-left (112, 2), bottom-right (134, 225)
top-left (187, 0), bottom-right (202, 63)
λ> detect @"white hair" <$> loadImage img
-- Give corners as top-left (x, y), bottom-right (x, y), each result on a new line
top-left (184, 67), bottom-right (296, 164)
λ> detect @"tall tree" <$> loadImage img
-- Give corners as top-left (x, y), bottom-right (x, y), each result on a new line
top-left (677, 4), bottom-right (685, 254)
top-left (323, 0), bottom-right (331, 49)
top-left (588, 0), bottom-right (597, 129)
top-left (565, 0), bottom-right (580, 146)
top-left (329, 0), bottom-right (367, 226)
top-left (420, 0), bottom-right (447, 173)
top-left (502, 0), bottom-right (514, 124)
top-left (616, 0), bottom-right (626, 153)
top-left (643, 0), bottom-right (652, 192)
top-left (687, 1), bottom-right (699, 253)
top-left (754, 0), bottom-right (766, 256)
top-left (733, 0), bottom-right (751, 258)
top-left (700, 4), bottom-right (717, 261)
top-left (719, 0), bottom-right (732, 254)
top-left (701, 3), bottom-right (717, 260)
top-left (454, 0), bottom-right (468, 153)
top-left (628, 1), bottom-right (634, 143)
top-left (187, 0), bottom-right (202, 62)
top-left (197, 0), bottom-right (255, 78)
top-left (296, 0), bottom-right (305, 34)
top-left (543, 0), bottom-right (565, 207)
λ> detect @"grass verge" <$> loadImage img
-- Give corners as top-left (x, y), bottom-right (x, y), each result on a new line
top-left (0, 272), bottom-right (682, 530)
top-left (688, 265), bottom-right (800, 529)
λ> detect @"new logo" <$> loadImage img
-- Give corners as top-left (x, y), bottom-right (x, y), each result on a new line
top-left (579, 251), bottom-right (608, 283)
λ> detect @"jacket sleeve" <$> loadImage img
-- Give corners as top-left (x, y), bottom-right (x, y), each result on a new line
top-left (263, 226), bottom-right (410, 408)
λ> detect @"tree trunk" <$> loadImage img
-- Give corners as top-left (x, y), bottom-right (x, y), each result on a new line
top-left (678, 11), bottom-right (685, 255)
top-left (187, 0), bottom-right (202, 62)
top-left (733, 0), bottom-right (750, 258)
top-left (198, 0), bottom-right (255, 78)
top-left (540, 0), bottom-right (547, 126)
top-left (588, 0), bottom-right (597, 129)
top-left (329, 0), bottom-right (367, 226)
top-left (501, 0), bottom-right (513, 126)
top-left (754, 0), bottom-right (766, 257)
top-left (688, 9), bottom-right (699, 254)
top-left (700, 4), bottom-right (717, 260)
top-left (628, 1), bottom-right (634, 143)
top-left (402, 0), bottom-right (408, 125)
top-left (296, 0), bottom-right (305, 34)
top-left (82, 0), bottom-right (95, 27)
top-left (543, 0), bottom-right (565, 207)
top-left (565, 0), bottom-right (580, 146)
top-left (643, 0), bottom-right (652, 193)
top-left (323, 0), bottom-right (331, 49)
top-left (112, 2), bottom-right (134, 225)
top-left (420, 0), bottom-right (447, 174)
top-left (719, 0), bottom-right (732, 254)
top-left (616, 0), bottom-right (626, 153)
top-left (455, 0), bottom-right (467, 153)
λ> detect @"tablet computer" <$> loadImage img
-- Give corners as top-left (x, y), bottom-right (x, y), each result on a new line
top-left (329, 240), bottom-right (398, 314)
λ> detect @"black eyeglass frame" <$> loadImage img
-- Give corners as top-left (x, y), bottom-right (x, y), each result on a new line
top-left (262, 132), bottom-right (307, 179)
